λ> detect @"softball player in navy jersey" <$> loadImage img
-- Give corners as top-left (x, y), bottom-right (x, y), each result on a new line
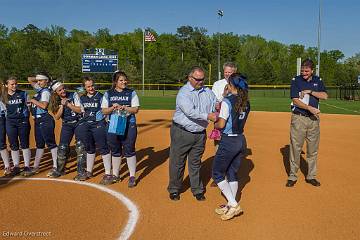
top-left (77, 77), bottom-right (111, 184)
top-left (0, 83), bottom-right (11, 176)
top-left (102, 71), bottom-right (140, 187)
top-left (28, 73), bottom-right (58, 176)
top-left (48, 81), bottom-right (86, 179)
top-left (212, 73), bottom-right (250, 221)
top-left (3, 77), bottom-right (31, 176)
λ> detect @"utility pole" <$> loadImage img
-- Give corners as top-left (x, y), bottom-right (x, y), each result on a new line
top-left (316, 0), bottom-right (322, 76)
top-left (217, 9), bottom-right (224, 80)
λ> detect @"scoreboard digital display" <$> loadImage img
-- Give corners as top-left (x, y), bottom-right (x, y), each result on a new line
top-left (82, 48), bottom-right (118, 73)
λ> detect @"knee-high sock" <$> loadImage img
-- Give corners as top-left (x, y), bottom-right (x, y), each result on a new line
top-left (11, 150), bottom-right (20, 167)
top-left (33, 149), bottom-right (44, 169)
top-left (86, 153), bottom-right (95, 173)
top-left (217, 180), bottom-right (238, 207)
top-left (112, 156), bottom-right (121, 177)
top-left (50, 147), bottom-right (58, 168)
top-left (229, 181), bottom-right (239, 198)
top-left (0, 149), bottom-right (10, 168)
top-left (126, 156), bottom-right (137, 177)
top-left (102, 154), bottom-right (111, 175)
top-left (22, 148), bottom-right (31, 168)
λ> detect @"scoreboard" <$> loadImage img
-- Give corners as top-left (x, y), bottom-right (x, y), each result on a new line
top-left (82, 48), bottom-right (118, 73)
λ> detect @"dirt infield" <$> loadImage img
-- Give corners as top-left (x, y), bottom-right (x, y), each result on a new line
top-left (1, 110), bottom-right (359, 240)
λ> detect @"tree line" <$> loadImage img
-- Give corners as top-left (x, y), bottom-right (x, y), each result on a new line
top-left (0, 24), bottom-right (359, 86)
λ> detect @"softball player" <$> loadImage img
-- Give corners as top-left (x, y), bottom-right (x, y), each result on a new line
top-left (0, 82), bottom-right (11, 176)
top-left (3, 77), bottom-right (31, 176)
top-left (101, 71), bottom-right (140, 187)
top-left (212, 73), bottom-right (250, 221)
top-left (48, 81), bottom-right (86, 179)
top-left (28, 73), bottom-right (58, 177)
top-left (76, 77), bottom-right (111, 184)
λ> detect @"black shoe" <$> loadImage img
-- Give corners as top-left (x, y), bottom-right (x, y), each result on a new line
top-left (169, 192), bottom-right (180, 201)
top-left (194, 193), bottom-right (206, 201)
top-left (306, 179), bottom-right (321, 187)
top-left (286, 180), bottom-right (297, 187)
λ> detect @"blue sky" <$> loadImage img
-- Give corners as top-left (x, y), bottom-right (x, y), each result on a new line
top-left (1, 0), bottom-right (359, 58)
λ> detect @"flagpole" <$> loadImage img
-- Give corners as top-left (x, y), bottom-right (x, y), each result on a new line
top-left (142, 29), bottom-right (145, 96)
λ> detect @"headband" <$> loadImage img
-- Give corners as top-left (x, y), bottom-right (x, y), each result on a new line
top-left (230, 76), bottom-right (248, 91)
top-left (35, 74), bottom-right (49, 80)
top-left (51, 81), bottom-right (63, 91)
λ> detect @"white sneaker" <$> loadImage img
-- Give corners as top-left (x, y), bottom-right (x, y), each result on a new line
top-left (220, 204), bottom-right (243, 221)
top-left (215, 204), bottom-right (228, 215)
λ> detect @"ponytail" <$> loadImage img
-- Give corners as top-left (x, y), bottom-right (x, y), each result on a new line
top-left (49, 91), bottom-right (61, 114)
top-left (228, 73), bottom-right (249, 113)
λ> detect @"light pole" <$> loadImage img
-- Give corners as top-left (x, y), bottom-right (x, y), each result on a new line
top-left (217, 9), bottom-right (223, 80)
top-left (316, 0), bottom-right (322, 76)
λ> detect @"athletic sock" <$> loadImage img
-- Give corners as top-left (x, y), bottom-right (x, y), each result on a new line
top-left (229, 181), bottom-right (239, 198)
top-left (11, 150), bottom-right (20, 167)
top-left (50, 147), bottom-right (58, 168)
top-left (0, 149), bottom-right (10, 168)
top-left (112, 156), bottom-right (121, 177)
top-left (86, 153), bottom-right (95, 173)
top-left (126, 156), bottom-right (137, 177)
top-left (217, 180), bottom-right (238, 207)
top-left (102, 153), bottom-right (111, 175)
top-left (33, 149), bottom-right (44, 169)
top-left (22, 148), bottom-right (31, 168)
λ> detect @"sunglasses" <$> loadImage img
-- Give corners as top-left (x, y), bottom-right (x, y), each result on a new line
top-left (191, 76), bottom-right (205, 82)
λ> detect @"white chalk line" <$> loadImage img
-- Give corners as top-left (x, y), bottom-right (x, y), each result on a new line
top-left (322, 102), bottom-right (360, 114)
top-left (0, 177), bottom-right (139, 240)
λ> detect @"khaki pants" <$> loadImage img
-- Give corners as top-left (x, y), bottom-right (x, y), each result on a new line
top-left (288, 114), bottom-right (320, 181)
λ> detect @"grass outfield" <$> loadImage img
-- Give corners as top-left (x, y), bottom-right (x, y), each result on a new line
top-left (139, 96), bottom-right (360, 115)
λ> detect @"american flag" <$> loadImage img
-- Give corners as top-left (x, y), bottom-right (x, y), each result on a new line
top-left (145, 30), bottom-right (156, 42)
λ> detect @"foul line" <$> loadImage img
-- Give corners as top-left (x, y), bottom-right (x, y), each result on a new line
top-left (1, 177), bottom-right (139, 240)
top-left (322, 102), bottom-right (360, 114)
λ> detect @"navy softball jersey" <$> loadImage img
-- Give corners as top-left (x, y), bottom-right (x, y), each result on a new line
top-left (5, 90), bottom-right (31, 151)
top-left (212, 95), bottom-right (250, 184)
top-left (31, 87), bottom-right (57, 149)
top-left (77, 92), bottom-right (109, 155)
top-left (0, 101), bottom-right (7, 150)
top-left (59, 92), bottom-right (82, 145)
top-left (101, 88), bottom-right (140, 157)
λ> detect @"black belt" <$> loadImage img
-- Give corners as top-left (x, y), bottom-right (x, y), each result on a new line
top-left (172, 121), bottom-right (206, 134)
top-left (292, 111), bottom-right (318, 120)
top-left (292, 111), bottom-right (312, 117)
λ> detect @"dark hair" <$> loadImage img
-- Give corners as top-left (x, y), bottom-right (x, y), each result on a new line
top-left (82, 76), bottom-right (93, 86)
top-left (50, 92), bottom-right (61, 114)
top-left (49, 81), bottom-right (64, 114)
top-left (1, 76), bottom-right (18, 104)
top-left (228, 73), bottom-right (249, 113)
top-left (301, 59), bottom-right (315, 69)
top-left (112, 71), bottom-right (129, 89)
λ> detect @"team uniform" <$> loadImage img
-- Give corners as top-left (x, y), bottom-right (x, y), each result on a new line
top-left (101, 88), bottom-right (140, 186)
top-left (51, 91), bottom-right (86, 179)
top-left (212, 94), bottom-right (250, 220)
top-left (77, 91), bottom-right (111, 183)
top-left (0, 100), bottom-right (11, 174)
top-left (5, 89), bottom-right (31, 175)
top-left (31, 86), bottom-right (58, 175)
top-left (288, 75), bottom-right (326, 182)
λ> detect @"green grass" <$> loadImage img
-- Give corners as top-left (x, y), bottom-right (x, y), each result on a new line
top-left (139, 96), bottom-right (360, 115)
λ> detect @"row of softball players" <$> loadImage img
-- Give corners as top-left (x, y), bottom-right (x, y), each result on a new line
top-left (0, 73), bottom-right (57, 178)
top-left (0, 71), bottom-right (139, 187)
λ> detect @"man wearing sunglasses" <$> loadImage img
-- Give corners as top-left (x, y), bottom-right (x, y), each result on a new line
top-left (168, 66), bottom-right (217, 201)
